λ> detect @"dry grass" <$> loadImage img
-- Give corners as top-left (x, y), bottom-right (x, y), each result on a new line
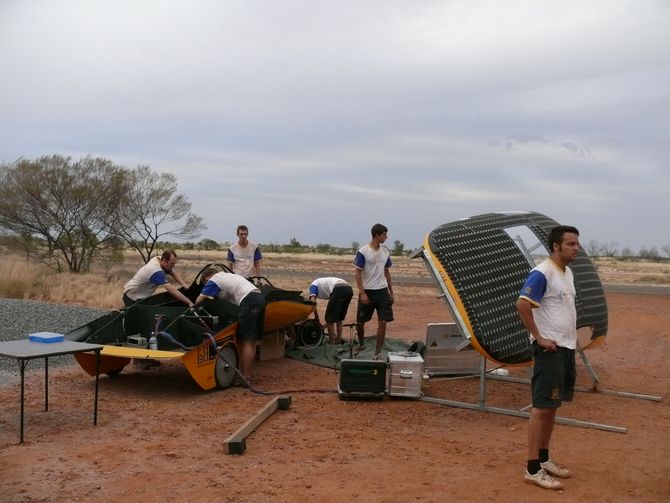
top-left (0, 252), bottom-right (667, 310)
top-left (0, 259), bottom-right (52, 299)
top-left (593, 257), bottom-right (670, 285)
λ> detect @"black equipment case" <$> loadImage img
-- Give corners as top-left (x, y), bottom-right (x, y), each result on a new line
top-left (338, 359), bottom-right (386, 400)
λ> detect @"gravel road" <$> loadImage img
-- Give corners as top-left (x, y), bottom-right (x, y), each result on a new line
top-left (0, 299), bottom-right (106, 385)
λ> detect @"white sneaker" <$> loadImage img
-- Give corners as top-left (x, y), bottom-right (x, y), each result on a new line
top-left (541, 459), bottom-right (572, 478)
top-left (524, 468), bottom-right (562, 489)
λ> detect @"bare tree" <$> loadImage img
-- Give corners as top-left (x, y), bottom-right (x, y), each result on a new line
top-left (0, 155), bottom-right (125, 272)
top-left (601, 241), bottom-right (619, 257)
top-left (114, 166), bottom-right (206, 263)
top-left (584, 240), bottom-right (604, 257)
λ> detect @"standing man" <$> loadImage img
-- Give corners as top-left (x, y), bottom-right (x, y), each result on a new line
top-left (308, 277), bottom-right (354, 344)
top-left (354, 223), bottom-right (394, 360)
top-left (123, 250), bottom-right (193, 308)
top-left (517, 225), bottom-right (580, 490)
top-left (196, 270), bottom-right (266, 383)
top-left (226, 225), bottom-right (262, 278)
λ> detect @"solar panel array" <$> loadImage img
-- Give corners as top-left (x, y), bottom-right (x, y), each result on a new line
top-left (427, 211), bottom-right (608, 365)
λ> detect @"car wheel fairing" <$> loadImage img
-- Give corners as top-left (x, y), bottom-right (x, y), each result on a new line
top-left (214, 345), bottom-right (238, 389)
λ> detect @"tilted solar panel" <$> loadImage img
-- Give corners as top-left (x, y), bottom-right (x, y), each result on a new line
top-left (423, 211), bottom-right (608, 365)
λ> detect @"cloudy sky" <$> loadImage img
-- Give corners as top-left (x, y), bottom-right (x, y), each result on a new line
top-left (1, 0), bottom-right (668, 252)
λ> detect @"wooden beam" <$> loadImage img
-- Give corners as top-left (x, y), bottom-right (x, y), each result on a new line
top-left (225, 394), bottom-right (292, 454)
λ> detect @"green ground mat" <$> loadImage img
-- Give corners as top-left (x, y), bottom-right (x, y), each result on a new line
top-left (285, 336), bottom-right (414, 370)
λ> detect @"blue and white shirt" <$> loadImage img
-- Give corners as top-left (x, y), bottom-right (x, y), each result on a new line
top-left (518, 258), bottom-right (577, 349)
top-left (309, 277), bottom-right (347, 299)
top-left (123, 257), bottom-right (169, 301)
top-left (200, 272), bottom-right (260, 306)
top-left (354, 245), bottom-right (392, 290)
top-left (227, 241), bottom-right (262, 278)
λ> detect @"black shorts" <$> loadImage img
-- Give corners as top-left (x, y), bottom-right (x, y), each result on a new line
top-left (356, 288), bottom-right (394, 324)
top-left (531, 342), bottom-right (576, 408)
top-left (325, 284), bottom-right (353, 323)
top-left (237, 292), bottom-right (266, 342)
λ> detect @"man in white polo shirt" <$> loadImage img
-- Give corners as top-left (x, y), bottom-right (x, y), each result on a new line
top-left (517, 225), bottom-right (580, 490)
top-left (196, 270), bottom-right (266, 383)
top-left (353, 223), bottom-right (394, 360)
top-left (225, 225), bottom-right (262, 278)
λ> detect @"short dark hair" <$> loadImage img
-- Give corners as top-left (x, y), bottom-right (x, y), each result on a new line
top-left (200, 268), bottom-right (217, 284)
top-left (160, 250), bottom-right (177, 261)
top-left (236, 225), bottom-right (248, 234)
top-left (547, 225), bottom-right (579, 251)
top-left (371, 223), bottom-right (388, 238)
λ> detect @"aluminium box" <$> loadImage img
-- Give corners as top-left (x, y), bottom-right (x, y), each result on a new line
top-left (387, 352), bottom-right (424, 398)
top-left (424, 322), bottom-right (481, 376)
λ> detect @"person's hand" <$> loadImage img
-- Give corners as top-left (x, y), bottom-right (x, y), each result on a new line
top-left (389, 293), bottom-right (394, 305)
top-left (359, 292), bottom-right (370, 305)
top-left (537, 337), bottom-right (557, 352)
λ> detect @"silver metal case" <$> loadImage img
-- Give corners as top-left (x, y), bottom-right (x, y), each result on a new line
top-left (387, 352), bottom-right (424, 398)
top-left (424, 322), bottom-right (481, 376)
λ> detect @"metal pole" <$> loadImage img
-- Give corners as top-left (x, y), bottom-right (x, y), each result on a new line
top-left (44, 356), bottom-right (49, 411)
top-left (94, 350), bottom-right (100, 426)
top-left (478, 355), bottom-right (486, 407)
top-left (485, 374), bottom-right (662, 402)
top-left (19, 360), bottom-right (26, 444)
top-left (420, 395), bottom-right (627, 434)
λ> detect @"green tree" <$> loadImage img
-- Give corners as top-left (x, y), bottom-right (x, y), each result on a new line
top-left (392, 239), bottom-right (405, 256)
top-left (113, 166), bottom-right (206, 263)
top-left (316, 243), bottom-right (332, 254)
top-left (0, 155), bottom-right (125, 272)
top-left (198, 238), bottom-right (219, 250)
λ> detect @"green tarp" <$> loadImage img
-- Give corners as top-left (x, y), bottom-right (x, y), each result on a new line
top-left (285, 336), bottom-right (414, 370)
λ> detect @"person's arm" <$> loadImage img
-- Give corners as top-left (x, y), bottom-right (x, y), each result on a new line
top-left (164, 283), bottom-right (194, 307)
top-left (516, 298), bottom-right (556, 352)
top-left (169, 269), bottom-right (189, 289)
top-left (253, 260), bottom-right (261, 277)
top-left (384, 267), bottom-right (394, 304)
top-left (355, 268), bottom-right (368, 305)
top-left (309, 295), bottom-right (320, 323)
top-left (225, 249), bottom-right (235, 272)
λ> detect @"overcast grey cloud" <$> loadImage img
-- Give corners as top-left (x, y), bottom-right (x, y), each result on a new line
top-left (1, 0), bottom-right (668, 251)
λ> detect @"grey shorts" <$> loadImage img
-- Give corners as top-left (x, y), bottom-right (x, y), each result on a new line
top-left (531, 342), bottom-right (576, 408)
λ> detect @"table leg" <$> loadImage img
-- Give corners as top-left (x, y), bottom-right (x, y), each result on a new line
top-left (19, 360), bottom-right (26, 444)
top-left (44, 356), bottom-right (49, 411)
top-left (94, 350), bottom-right (100, 425)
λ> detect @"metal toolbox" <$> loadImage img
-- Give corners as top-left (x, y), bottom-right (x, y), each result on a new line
top-left (387, 352), bottom-right (424, 398)
top-left (424, 322), bottom-right (481, 376)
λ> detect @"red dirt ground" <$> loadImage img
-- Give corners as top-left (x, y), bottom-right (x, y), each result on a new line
top-left (0, 287), bottom-right (668, 503)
